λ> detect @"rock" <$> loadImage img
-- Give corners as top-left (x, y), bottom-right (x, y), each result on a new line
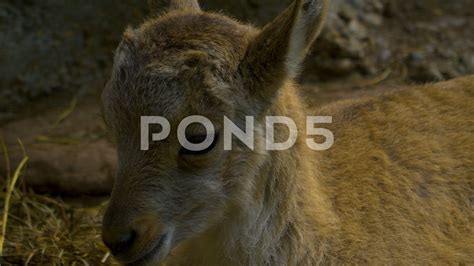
top-left (348, 20), bottom-right (369, 39)
top-left (461, 55), bottom-right (474, 70)
top-left (407, 51), bottom-right (426, 62)
top-left (339, 4), bottom-right (358, 21)
top-left (363, 13), bottom-right (383, 26)
top-left (409, 63), bottom-right (445, 82)
top-left (0, 0), bottom-right (148, 114)
top-left (0, 97), bottom-right (115, 196)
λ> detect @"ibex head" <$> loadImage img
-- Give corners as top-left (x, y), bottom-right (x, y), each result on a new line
top-left (101, 0), bottom-right (328, 264)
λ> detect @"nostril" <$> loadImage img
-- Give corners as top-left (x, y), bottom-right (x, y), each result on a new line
top-left (103, 230), bottom-right (137, 256)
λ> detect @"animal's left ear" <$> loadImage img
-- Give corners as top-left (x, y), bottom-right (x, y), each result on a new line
top-left (148, 0), bottom-right (201, 12)
top-left (240, 0), bottom-right (328, 110)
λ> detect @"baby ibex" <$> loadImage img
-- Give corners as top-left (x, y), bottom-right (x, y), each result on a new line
top-left (101, 0), bottom-right (474, 264)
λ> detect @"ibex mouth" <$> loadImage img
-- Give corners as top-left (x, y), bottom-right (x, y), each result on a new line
top-left (127, 233), bottom-right (169, 265)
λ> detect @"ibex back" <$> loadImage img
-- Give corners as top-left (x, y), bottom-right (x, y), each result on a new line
top-left (101, 0), bottom-right (474, 264)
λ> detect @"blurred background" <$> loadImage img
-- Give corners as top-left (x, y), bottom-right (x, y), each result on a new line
top-left (1, 0), bottom-right (473, 118)
top-left (0, 0), bottom-right (473, 263)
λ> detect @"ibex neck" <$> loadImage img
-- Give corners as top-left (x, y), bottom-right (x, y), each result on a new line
top-left (224, 82), bottom-right (339, 264)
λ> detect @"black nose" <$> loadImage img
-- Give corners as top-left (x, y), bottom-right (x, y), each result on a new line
top-left (102, 229), bottom-right (136, 256)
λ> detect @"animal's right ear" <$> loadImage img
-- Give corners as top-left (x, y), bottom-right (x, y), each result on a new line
top-left (240, 0), bottom-right (328, 113)
top-left (148, 0), bottom-right (201, 12)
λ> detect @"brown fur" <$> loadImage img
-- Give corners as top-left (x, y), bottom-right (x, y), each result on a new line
top-left (101, 0), bottom-right (474, 265)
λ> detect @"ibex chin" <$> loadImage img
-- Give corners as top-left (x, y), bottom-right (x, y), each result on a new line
top-left (101, 0), bottom-right (474, 264)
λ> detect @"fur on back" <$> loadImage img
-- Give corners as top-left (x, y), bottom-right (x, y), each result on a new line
top-left (315, 76), bottom-right (474, 264)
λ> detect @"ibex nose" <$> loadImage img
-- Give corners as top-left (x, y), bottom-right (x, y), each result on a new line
top-left (102, 227), bottom-right (137, 256)
top-left (102, 207), bottom-right (163, 262)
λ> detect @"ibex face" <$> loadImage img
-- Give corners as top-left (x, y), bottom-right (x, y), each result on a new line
top-left (101, 0), bottom-right (327, 264)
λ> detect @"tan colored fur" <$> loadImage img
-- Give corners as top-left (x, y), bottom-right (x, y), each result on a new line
top-left (101, 0), bottom-right (474, 264)
top-left (163, 77), bottom-right (474, 266)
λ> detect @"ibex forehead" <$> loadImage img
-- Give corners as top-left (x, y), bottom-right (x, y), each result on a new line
top-left (121, 12), bottom-right (253, 73)
top-left (103, 12), bottom-right (256, 132)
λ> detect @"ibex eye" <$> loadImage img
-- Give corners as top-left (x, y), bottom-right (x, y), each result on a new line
top-left (179, 133), bottom-right (219, 155)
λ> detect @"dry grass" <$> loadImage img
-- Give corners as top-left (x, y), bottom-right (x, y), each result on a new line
top-left (0, 137), bottom-right (116, 265)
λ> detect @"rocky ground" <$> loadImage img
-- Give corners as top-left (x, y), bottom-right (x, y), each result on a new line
top-left (0, 0), bottom-right (473, 195)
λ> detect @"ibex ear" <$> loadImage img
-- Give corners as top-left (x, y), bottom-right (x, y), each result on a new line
top-left (240, 0), bottom-right (327, 110)
top-left (148, 0), bottom-right (201, 12)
